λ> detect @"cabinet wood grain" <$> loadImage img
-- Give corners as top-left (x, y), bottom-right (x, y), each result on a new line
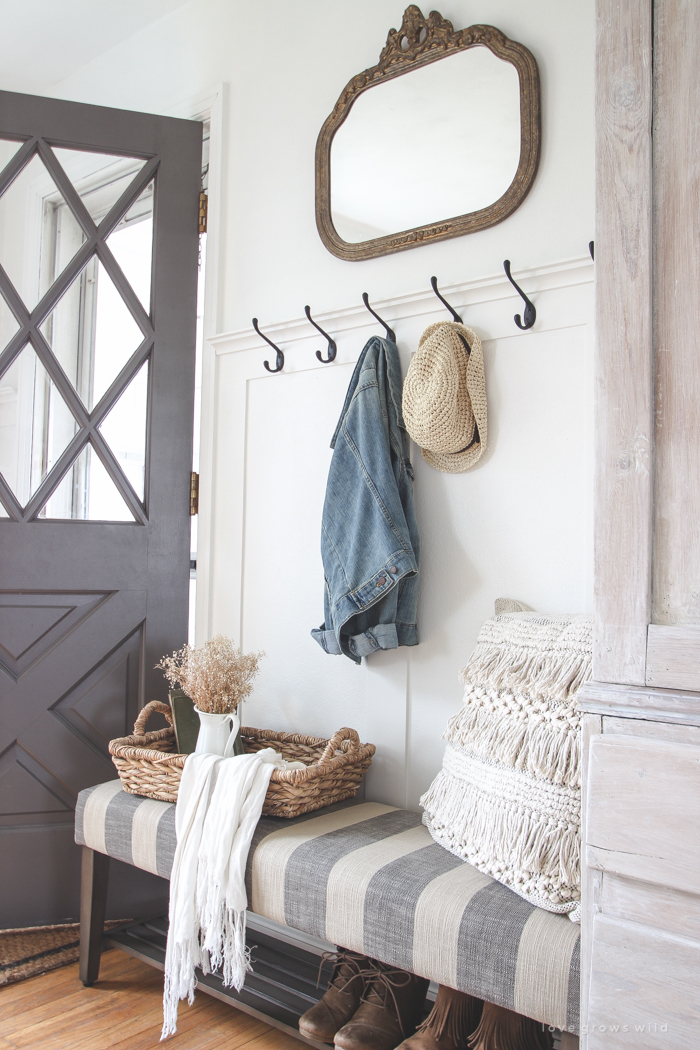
top-left (646, 625), bottom-right (700, 691)
top-left (586, 734), bottom-right (700, 893)
top-left (601, 872), bottom-right (700, 942)
top-left (651, 0), bottom-right (700, 628)
top-left (587, 914), bottom-right (700, 1048)
top-left (593, 0), bottom-right (653, 685)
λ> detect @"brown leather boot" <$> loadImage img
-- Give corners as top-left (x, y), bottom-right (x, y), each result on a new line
top-left (467, 1002), bottom-right (553, 1050)
top-left (395, 985), bottom-right (483, 1050)
top-left (334, 960), bottom-right (429, 1050)
top-left (299, 950), bottom-right (372, 1043)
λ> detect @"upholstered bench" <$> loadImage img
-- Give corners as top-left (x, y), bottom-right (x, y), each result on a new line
top-left (75, 781), bottom-right (580, 1037)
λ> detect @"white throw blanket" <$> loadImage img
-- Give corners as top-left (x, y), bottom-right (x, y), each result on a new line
top-left (161, 748), bottom-right (301, 1039)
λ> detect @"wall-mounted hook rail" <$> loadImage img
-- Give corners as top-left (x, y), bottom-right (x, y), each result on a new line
top-left (589, 241), bottom-right (595, 261)
top-left (305, 305), bottom-right (337, 363)
top-left (253, 317), bottom-right (284, 373)
top-left (362, 292), bottom-right (396, 343)
top-left (430, 276), bottom-right (463, 323)
top-left (503, 260), bottom-right (536, 330)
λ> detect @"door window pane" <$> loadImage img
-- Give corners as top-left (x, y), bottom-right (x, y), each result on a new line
top-left (0, 138), bottom-right (26, 176)
top-left (98, 359), bottom-right (148, 500)
top-left (0, 153), bottom-right (86, 311)
top-left (0, 289), bottom-right (20, 352)
top-left (39, 441), bottom-right (135, 521)
top-left (39, 256), bottom-right (144, 411)
top-left (0, 343), bottom-right (77, 506)
top-left (51, 148), bottom-right (147, 225)
top-left (105, 179), bottom-right (154, 313)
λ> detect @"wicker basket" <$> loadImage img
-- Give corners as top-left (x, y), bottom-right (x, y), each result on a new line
top-left (109, 700), bottom-right (375, 818)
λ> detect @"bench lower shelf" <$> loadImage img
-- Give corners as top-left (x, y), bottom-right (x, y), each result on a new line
top-left (105, 915), bottom-right (332, 1050)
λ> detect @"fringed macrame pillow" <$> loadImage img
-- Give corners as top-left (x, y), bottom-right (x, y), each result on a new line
top-left (420, 611), bottom-right (592, 921)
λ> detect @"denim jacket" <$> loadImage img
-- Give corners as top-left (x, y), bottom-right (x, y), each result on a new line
top-left (311, 336), bottom-right (420, 663)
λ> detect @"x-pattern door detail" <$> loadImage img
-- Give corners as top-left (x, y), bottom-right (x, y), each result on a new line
top-left (0, 139), bottom-right (155, 523)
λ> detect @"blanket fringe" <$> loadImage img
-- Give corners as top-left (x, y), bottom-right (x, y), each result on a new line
top-left (161, 936), bottom-right (200, 1040)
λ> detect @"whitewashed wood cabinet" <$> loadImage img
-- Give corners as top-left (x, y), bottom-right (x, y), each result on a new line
top-left (582, 0), bottom-right (700, 1045)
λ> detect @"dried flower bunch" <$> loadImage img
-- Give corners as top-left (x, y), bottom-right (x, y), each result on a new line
top-left (156, 635), bottom-right (264, 714)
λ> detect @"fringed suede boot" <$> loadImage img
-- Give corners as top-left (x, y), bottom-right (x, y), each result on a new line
top-left (467, 1002), bottom-right (553, 1050)
top-left (395, 985), bottom-right (483, 1050)
top-left (334, 960), bottom-right (429, 1050)
top-left (299, 950), bottom-right (372, 1043)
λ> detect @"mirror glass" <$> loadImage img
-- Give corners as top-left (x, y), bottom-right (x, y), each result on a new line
top-left (330, 46), bottom-right (521, 243)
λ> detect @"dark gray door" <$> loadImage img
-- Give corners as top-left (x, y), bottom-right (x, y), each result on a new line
top-left (0, 90), bottom-right (202, 926)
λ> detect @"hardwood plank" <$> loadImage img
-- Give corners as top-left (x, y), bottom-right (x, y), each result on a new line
top-left (107, 1028), bottom-right (230, 1050)
top-left (0, 956), bottom-right (305, 1050)
top-left (593, 0), bottom-right (653, 685)
top-left (244, 1030), bottom-right (310, 1050)
top-left (651, 0), bottom-right (700, 629)
top-left (10, 996), bottom-right (158, 1049)
top-left (0, 956), bottom-right (163, 1035)
top-left (0, 963), bottom-right (89, 1020)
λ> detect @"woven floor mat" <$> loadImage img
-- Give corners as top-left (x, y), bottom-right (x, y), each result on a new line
top-left (0, 920), bottom-right (129, 986)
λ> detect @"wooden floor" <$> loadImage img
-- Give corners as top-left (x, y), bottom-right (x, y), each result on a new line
top-left (0, 948), bottom-right (308, 1050)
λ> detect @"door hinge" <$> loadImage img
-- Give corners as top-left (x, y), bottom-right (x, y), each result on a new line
top-left (190, 471), bottom-right (199, 515)
top-left (198, 190), bottom-right (208, 234)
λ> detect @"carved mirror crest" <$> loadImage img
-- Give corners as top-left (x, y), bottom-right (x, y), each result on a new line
top-left (315, 6), bottom-right (540, 261)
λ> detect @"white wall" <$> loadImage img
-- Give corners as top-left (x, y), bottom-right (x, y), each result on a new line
top-left (19, 0), bottom-right (595, 807)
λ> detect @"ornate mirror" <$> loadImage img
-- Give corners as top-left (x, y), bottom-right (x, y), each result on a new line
top-left (315, 6), bottom-right (540, 261)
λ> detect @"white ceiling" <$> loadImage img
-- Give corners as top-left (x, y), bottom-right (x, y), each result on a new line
top-left (0, 0), bottom-right (192, 94)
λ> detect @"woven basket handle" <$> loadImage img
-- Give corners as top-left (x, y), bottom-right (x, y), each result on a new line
top-left (133, 700), bottom-right (174, 736)
top-left (319, 727), bottom-right (360, 764)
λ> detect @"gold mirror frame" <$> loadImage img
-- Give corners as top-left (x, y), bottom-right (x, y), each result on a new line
top-left (315, 6), bottom-right (541, 261)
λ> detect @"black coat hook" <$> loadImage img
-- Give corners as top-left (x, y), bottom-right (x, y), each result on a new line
top-left (305, 305), bottom-right (337, 363)
top-left (430, 276), bottom-right (463, 323)
top-left (362, 293), bottom-right (396, 343)
top-left (589, 240), bottom-right (595, 261)
top-left (252, 317), bottom-right (284, 373)
top-left (503, 260), bottom-right (536, 330)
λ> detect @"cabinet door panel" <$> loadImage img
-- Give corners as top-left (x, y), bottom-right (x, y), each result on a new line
top-left (587, 914), bottom-right (700, 1048)
top-left (586, 735), bottom-right (700, 893)
top-left (600, 872), bottom-right (700, 942)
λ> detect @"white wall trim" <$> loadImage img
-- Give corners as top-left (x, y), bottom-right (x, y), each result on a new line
top-left (210, 254), bottom-right (593, 357)
top-left (192, 83), bottom-right (227, 644)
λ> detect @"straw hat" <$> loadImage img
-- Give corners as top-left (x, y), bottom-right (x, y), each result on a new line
top-left (402, 321), bottom-right (487, 473)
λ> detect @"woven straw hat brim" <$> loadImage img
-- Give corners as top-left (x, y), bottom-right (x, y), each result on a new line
top-left (403, 322), bottom-right (474, 453)
top-left (404, 322), bottom-right (487, 474)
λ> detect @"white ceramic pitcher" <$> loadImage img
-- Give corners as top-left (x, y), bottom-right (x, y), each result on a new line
top-left (194, 708), bottom-right (240, 758)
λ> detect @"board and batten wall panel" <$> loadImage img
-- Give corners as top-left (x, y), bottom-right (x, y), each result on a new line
top-left (208, 262), bottom-right (593, 806)
top-left (31, 0), bottom-right (596, 807)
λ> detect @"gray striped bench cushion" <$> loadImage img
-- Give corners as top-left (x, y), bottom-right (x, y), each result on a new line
top-left (75, 782), bottom-right (580, 1034)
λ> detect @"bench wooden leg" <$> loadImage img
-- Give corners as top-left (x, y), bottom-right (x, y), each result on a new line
top-left (79, 846), bottom-right (110, 986)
